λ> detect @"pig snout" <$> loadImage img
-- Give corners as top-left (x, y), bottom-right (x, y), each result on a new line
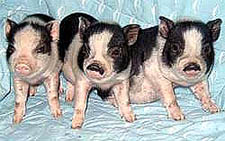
top-left (14, 62), bottom-right (32, 75)
top-left (86, 63), bottom-right (105, 79)
top-left (183, 62), bottom-right (201, 77)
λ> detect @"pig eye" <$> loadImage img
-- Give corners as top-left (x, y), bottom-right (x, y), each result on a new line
top-left (109, 48), bottom-right (121, 58)
top-left (202, 44), bottom-right (211, 55)
top-left (7, 44), bottom-right (16, 54)
top-left (35, 46), bottom-right (45, 54)
top-left (170, 43), bottom-right (181, 54)
top-left (80, 45), bottom-right (90, 59)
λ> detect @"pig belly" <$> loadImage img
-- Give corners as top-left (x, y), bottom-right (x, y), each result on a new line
top-left (129, 77), bottom-right (160, 104)
top-left (62, 62), bottom-right (76, 84)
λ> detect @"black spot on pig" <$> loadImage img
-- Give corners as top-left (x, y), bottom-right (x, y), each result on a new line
top-left (130, 26), bottom-right (158, 75)
top-left (59, 13), bottom-right (97, 62)
top-left (24, 14), bottom-right (54, 23)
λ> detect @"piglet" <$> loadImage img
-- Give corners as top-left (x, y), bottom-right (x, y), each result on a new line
top-left (59, 13), bottom-right (97, 102)
top-left (60, 14), bottom-right (140, 128)
top-left (5, 14), bottom-right (62, 123)
top-left (128, 16), bottom-right (222, 120)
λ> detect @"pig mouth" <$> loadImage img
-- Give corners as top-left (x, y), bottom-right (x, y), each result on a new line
top-left (182, 63), bottom-right (202, 78)
top-left (85, 63), bottom-right (106, 80)
top-left (183, 70), bottom-right (200, 77)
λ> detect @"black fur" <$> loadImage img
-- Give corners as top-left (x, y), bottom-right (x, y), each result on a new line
top-left (78, 43), bottom-right (91, 72)
top-left (161, 20), bottom-right (215, 72)
top-left (6, 14), bottom-right (55, 61)
top-left (94, 86), bottom-right (112, 100)
top-left (130, 26), bottom-right (158, 75)
top-left (59, 13), bottom-right (97, 62)
top-left (24, 14), bottom-right (54, 23)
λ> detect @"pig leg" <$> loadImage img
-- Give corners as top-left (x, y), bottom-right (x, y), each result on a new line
top-left (157, 79), bottom-right (185, 120)
top-left (65, 82), bottom-right (75, 102)
top-left (106, 94), bottom-right (118, 108)
top-left (29, 86), bottom-right (36, 96)
top-left (112, 79), bottom-right (136, 122)
top-left (71, 75), bottom-right (90, 129)
top-left (44, 73), bottom-right (62, 119)
top-left (190, 80), bottom-right (219, 113)
top-left (13, 78), bottom-right (29, 124)
top-left (58, 78), bottom-right (64, 95)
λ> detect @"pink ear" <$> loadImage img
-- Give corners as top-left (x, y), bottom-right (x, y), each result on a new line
top-left (207, 18), bottom-right (222, 42)
top-left (159, 16), bottom-right (174, 39)
top-left (5, 19), bottom-right (17, 39)
top-left (46, 20), bottom-right (59, 41)
top-left (123, 24), bottom-right (140, 46)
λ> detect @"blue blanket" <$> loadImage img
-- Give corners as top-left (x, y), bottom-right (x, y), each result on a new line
top-left (1, 0), bottom-right (225, 140)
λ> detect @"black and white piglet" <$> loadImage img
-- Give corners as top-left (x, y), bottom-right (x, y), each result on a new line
top-left (5, 14), bottom-right (62, 123)
top-left (60, 14), bottom-right (140, 128)
top-left (59, 13), bottom-right (97, 102)
top-left (127, 16), bottom-right (222, 120)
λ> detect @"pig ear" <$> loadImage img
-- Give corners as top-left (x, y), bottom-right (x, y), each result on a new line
top-left (207, 18), bottom-right (222, 42)
top-left (123, 24), bottom-right (140, 46)
top-left (78, 17), bottom-right (91, 39)
top-left (5, 19), bottom-right (17, 39)
top-left (46, 20), bottom-right (59, 41)
top-left (159, 16), bottom-right (174, 39)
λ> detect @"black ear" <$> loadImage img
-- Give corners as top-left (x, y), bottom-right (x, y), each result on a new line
top-left (46, 20), bottom-right (60, 41)
top-left (123, 24), bottom-right (140, 46)
top-left (159, 16), bottom-right (174, 39)
top-left (207, 18), bottom-right (222, 42)
top-left (5, 19), bottom-right (17, 39)
top-left (78, 17), bottom-right (92, 39)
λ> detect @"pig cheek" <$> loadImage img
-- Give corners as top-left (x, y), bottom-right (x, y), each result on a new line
top-left (105, 61), bottom-right (113, 76)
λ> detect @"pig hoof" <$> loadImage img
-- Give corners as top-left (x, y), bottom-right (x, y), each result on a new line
top-left (169, 111), bottom-right (185, 121)
top-left (202, 100), bottom-right (219, 114)
top-left (106, 97), bottom-right (118, 108)
top-left (71, 117), bottom-right (84, 129)
top-left (52, 109), bottom-right (62, 119)
top-left (58, 87), bottom-right (64, 95)
top-left (167, 104), bottom-right (185, 120)
top-left (13, 115), bottom-right (23, 124)
top-left (29, 86), bottom-right (36, 96)
top-left (65, 90), bottom-right (74, 102)
top-left (122, 112), bottom-right (136, 123)
top-left (65, 95), bottom-right (73, 102)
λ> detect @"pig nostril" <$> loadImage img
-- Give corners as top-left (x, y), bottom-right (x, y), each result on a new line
top-left (183, 63), bottom-right (201, 72)
top-left (87, 63), bottom-right (104, 75)
top-left (15, 64), bottom-right (31, 74)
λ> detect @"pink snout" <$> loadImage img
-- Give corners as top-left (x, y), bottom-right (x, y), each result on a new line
top-left (15, 63), bottom-right (32, 75)
top-left (85, 63), bottom-right (105, 80)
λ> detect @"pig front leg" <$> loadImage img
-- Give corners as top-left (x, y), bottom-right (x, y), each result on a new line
top-left (71, 75), bottom-right (90, 129)
top-left (13, 78), bottom-right (29, 124)
top-left (65, 81), bottom-right (75, 102)
top-left (112, 80), bottom-right (136, 122)
top-left (157, 79), bottom-right (185, 120)
top-left (190, 80), bottom-right (219, 113)
top-left (44, 73), bottom-right (62, 119)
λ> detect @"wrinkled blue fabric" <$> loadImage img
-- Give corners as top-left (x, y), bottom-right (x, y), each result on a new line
top-left (0, 0), bottom-right (225, 140)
